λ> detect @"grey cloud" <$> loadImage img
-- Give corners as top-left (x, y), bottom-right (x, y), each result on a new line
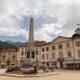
top-left (0, 0), bottom-right (80, 41)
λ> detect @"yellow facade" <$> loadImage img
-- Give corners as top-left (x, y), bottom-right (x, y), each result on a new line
top-left (17, 28), bottom-right (80, 67)
top-left (0, 28), bottom-right (80, 68)
top-left (0, 49), bottom-right (18, 66)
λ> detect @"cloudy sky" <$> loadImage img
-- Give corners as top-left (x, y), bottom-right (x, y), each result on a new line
top-left (0, 0), bottom-right (80, 42)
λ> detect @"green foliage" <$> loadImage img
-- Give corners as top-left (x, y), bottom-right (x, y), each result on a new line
top-left (6, 64), bottom-right (20, 73)
top-left (0, 41), bottom-right (17, 51)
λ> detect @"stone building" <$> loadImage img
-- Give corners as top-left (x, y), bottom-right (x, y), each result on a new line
top-left (0, 17), bottom-right (80, 68)
top-left (18, 27), bottom-right (80, 68)
top-left (0, 49), bottom-right (18, 66)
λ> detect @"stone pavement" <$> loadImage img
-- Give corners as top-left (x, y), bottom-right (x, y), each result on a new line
top-left (0, 69), bottom-right (80, 80)
top-left (0, 69), bottom-right (6, 74)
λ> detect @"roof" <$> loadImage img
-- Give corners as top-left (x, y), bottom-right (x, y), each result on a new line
top-left (72, 33), bottom-right (80, 39)
top-left (75, 27), bottom-right (80, 32)
top-left (3, 48), bottom-right (18, 52)
top-left (51, 36), bottom-right (71, 43)
top-left (20, 36), bottom-right (72, 47)
top-left (20, 41), bottom-right (47, 47)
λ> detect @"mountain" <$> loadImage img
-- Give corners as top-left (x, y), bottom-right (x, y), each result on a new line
top-left (0, 41), bottom-right (17, 51)
top-left (5, 41), bottom-right (23, 47)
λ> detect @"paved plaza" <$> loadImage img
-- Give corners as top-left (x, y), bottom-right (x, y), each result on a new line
top-left (0, 69), bottom-right (80, 80)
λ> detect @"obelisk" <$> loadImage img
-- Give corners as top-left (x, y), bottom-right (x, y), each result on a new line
top-left (28, 17), bottom-right (34, 50)
top-left (21, 17), bottom-right (35, 65)
top-left (26, 16), bottom-right (35, 62)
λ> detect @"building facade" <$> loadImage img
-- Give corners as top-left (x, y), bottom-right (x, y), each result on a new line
top-left (0, 49), bottom-right (18, 66)
top-left (17, 28), bottom-right (80, 68)
top-left (0, 17), bottom-right (80, 68)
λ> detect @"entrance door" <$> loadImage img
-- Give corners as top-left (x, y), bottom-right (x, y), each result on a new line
top-left (7, 60), bottom-right (10, 66)
top-left (60, 61), bottom-right (63, 68)
top-left (46, 62), bottom-right (49, 67)
top-left (59, 52), bottom-right (63, 68)
top-left (57, 61), bottom-right (63, 69)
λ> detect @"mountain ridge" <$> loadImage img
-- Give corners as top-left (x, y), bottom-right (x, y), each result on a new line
top-left (0, 40), bottom-right (23, 51)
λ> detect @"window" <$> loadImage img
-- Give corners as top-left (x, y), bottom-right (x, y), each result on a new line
top-left (59, 52), bottom-right (63, 58)
top-left (26, 48), bottom-right (27, 51)
top-left (27, 51), bottom-right (30, 58)
top-left (21, 51), bottom-right (24, 56)
top-left (8, 53), bottom-right (10, 56)
top-left (67, 51), bottom-right (72, 58)
top-left (66, 43), bottom-right (70, 48)
top-left (42, 48), bottom-right (45, 52)
top-left (46, 54), bottom-right (49, 59)
top-left (22, 48), bottom-right (24, 50)
top-left (21, 57), bottom-right (24, 61)
top-left (12, 55), bottom-right (15, 60)
top-left (3, 55), bottom-right (5, 60)
top-left (52, 52), bottom-right (55, 59)
top-left (46, 47), bottom-right (49, 51)
top-left (21, 57), bottom-right (24, 60)
top-left (31, 51), bottom-right (35, 58)
top-left (58, 44), bottom-right (62, 49)
top-left (36, 51), bottom-right (38, 55)
top-left (42, 54), bottom-right (45, 60)
top-left (78, 50), bottom-right (80, 58)
top-left (52, 46), bottom-right (55, 50)
top-left (36, 48), bottom-right (38, 50)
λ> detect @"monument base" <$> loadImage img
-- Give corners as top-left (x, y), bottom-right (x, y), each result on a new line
top-left (20, 49), bottom-right (37, 66)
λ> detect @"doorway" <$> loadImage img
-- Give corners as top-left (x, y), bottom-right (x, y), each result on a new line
top-left (60, 61), bottom-right (63, 68)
